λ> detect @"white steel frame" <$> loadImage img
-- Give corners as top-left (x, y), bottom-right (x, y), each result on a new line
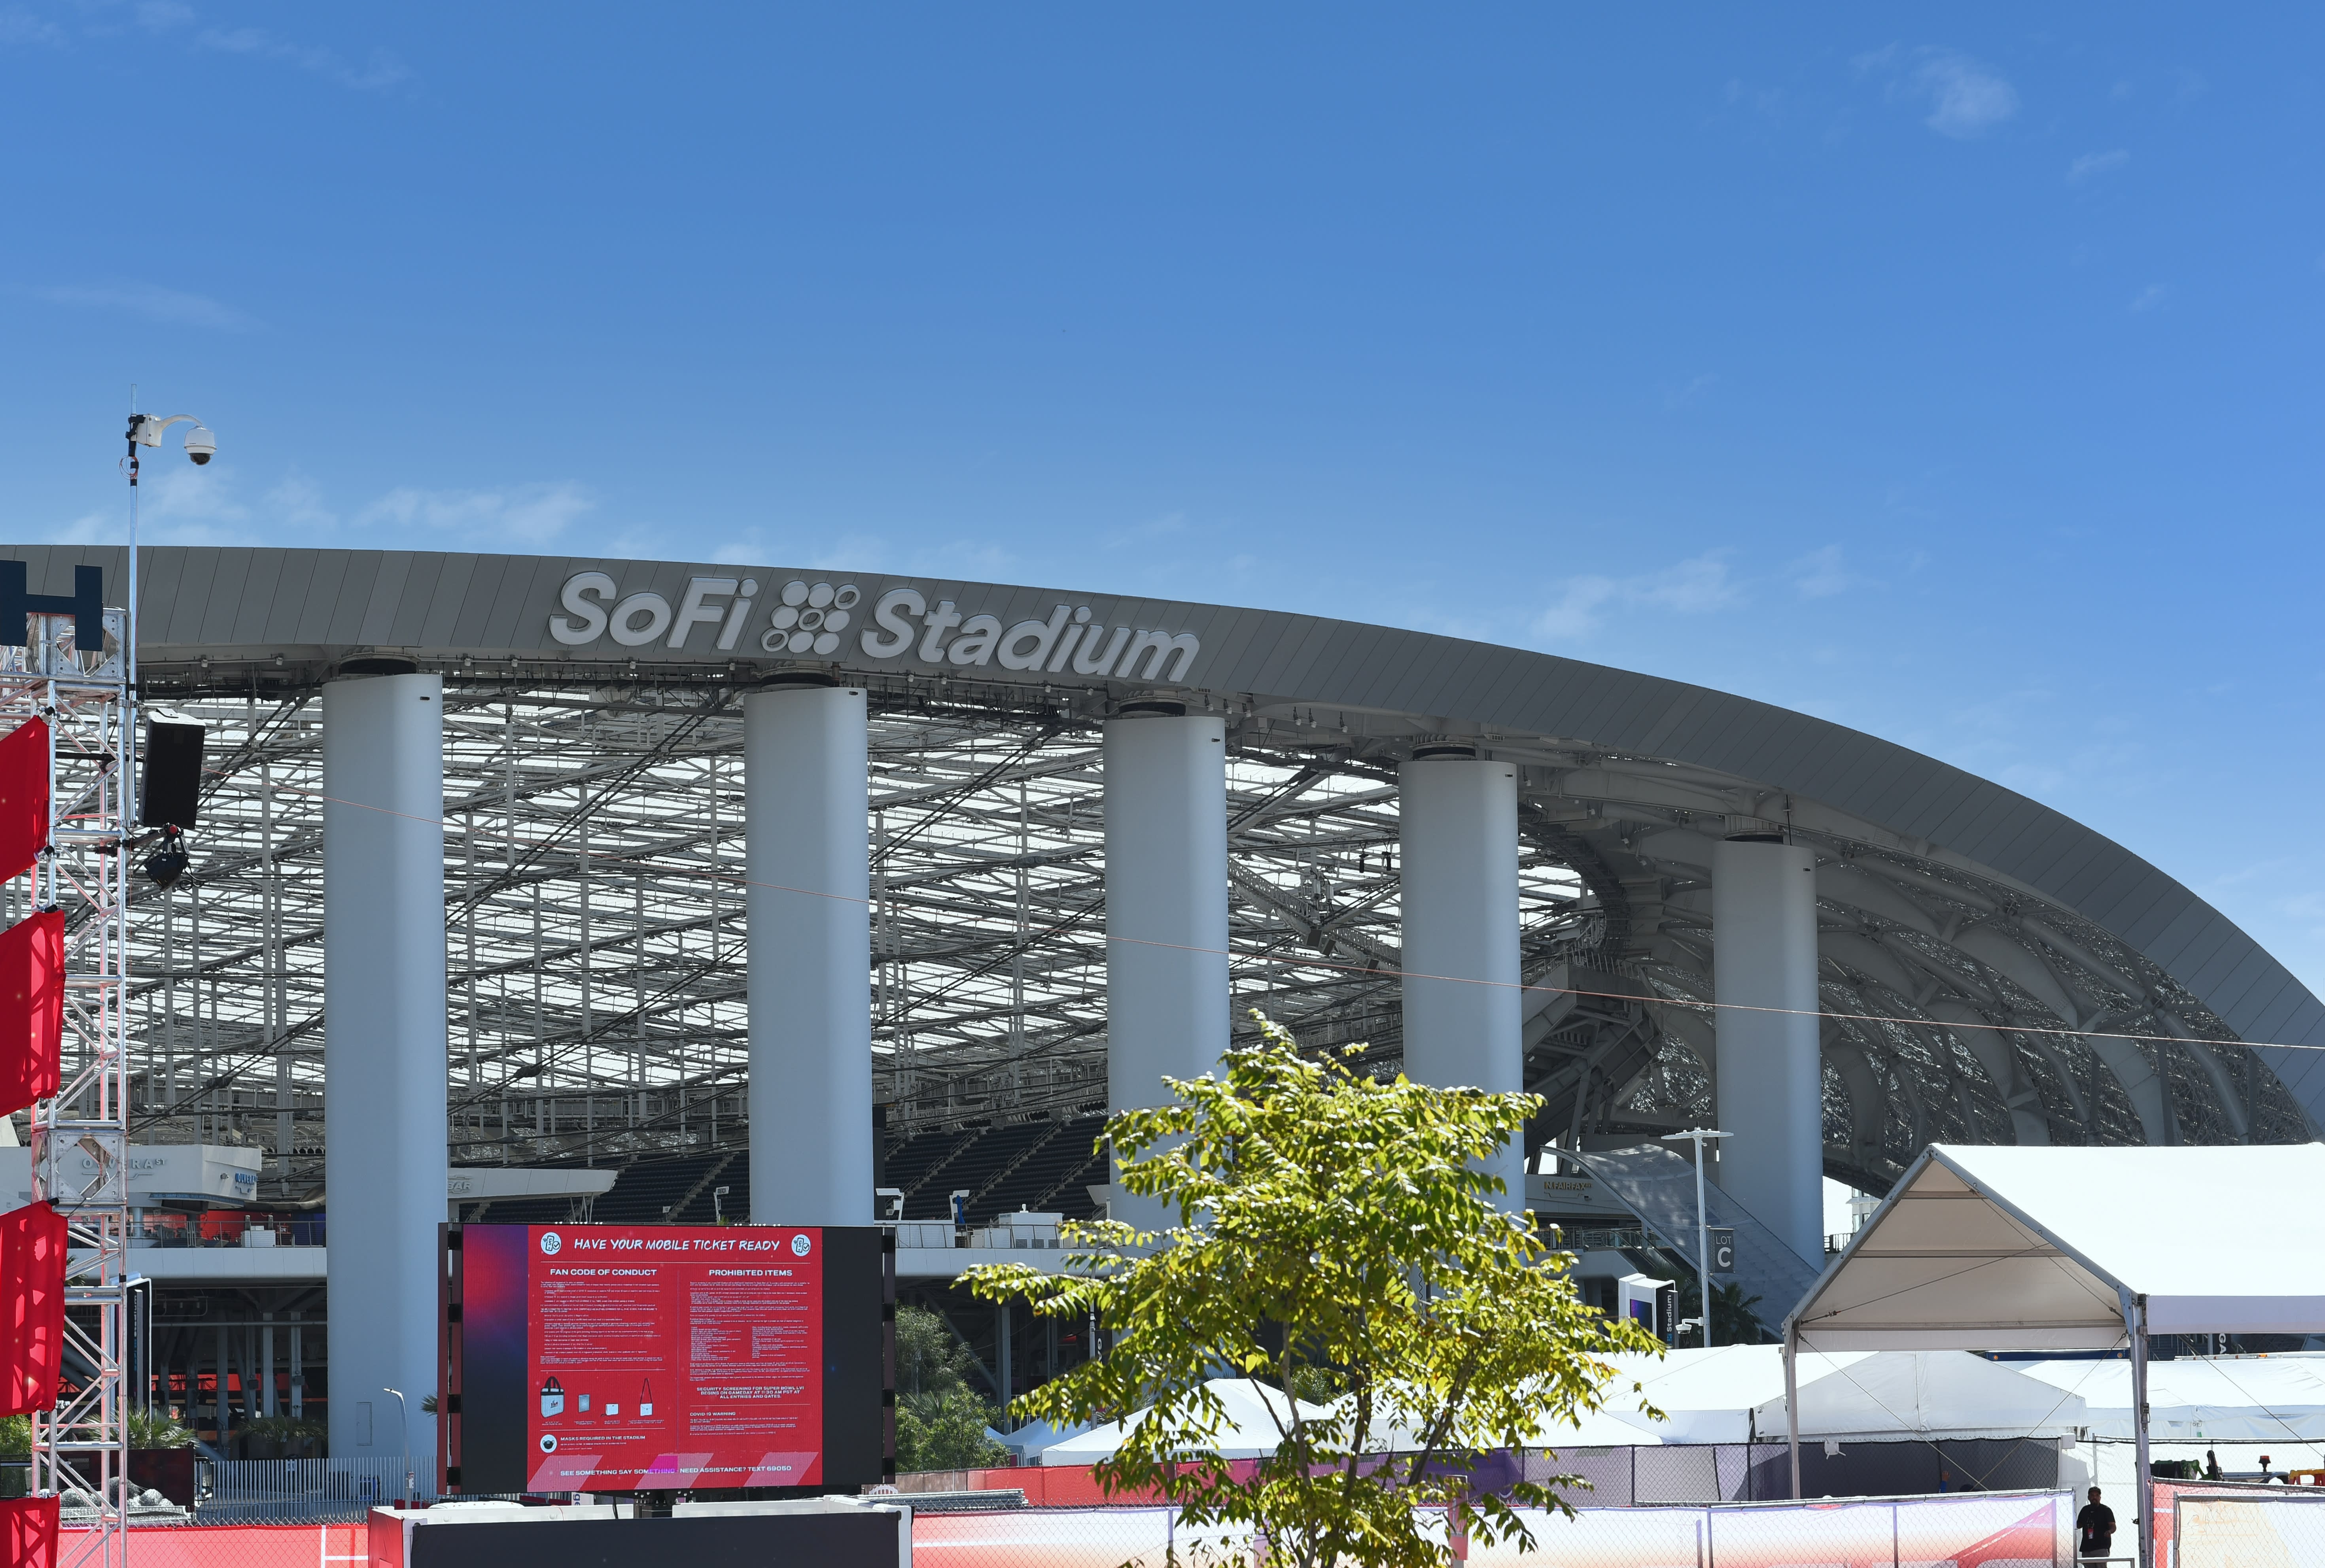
top-left (13, 606), bottom-right (135, 1568)
top-left (107, 670), bottom-right (2304, 1215)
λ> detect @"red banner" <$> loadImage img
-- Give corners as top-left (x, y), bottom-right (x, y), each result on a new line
top-left (0, 1492), bottom-right (57, 1567)
top-left (0, 911), bottom-right (63, 1118)
top-left (0, 1202), bottom-right (66, 1417)
top-left (0, 720), bottom-right (47, 884)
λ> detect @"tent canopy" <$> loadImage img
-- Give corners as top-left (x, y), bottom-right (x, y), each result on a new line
top-left (1789, 1144), bottom-right (2325, 1352)
top-left (1036, 1378), bottom-right (1334, 1464)
top-left (1326, 1390), bottom-right (1664, 1451)
top-left (2017, 1355), bottom-right (2325, 1441)
top-left (1599, 1346), bottom-right (2085, 1444)
top-left (1038, 1377), bottom-right (1656, 1463)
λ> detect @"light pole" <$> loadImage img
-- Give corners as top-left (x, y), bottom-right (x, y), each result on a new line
top-left (382, 1386), bottom-right (413, 1504)
top-left (1661, 1129), bottom-right (1731, 1349)
top-left (123, 409), bottom-right (217, 687)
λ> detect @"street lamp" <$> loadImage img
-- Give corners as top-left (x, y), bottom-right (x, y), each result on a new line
top-left (1660, 1129), bottom-right (1731, 1349)
top-left (381, 1386), bottom-right (413, 1504)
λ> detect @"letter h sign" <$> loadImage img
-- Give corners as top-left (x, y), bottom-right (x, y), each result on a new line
top-left (0, 565), bottom-right (104, 652)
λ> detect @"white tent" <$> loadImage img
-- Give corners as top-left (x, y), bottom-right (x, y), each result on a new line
top-left (1782, 1143), bottom-right (2325, 1562)
top-left (1324, 1389), bottom-right (1667, 1451)
top-left (1789, 1146), bottom-right (2325, 1353)
top-left (2016, 1355), bottom-right (2325, 1441)
top-left (1037, 1377), bottom-right (1660, 1464)
top-left (1596, 1345), bottom-right (2085, 1444)
top-left (1035, 1378), bottom-right (1335, 1465)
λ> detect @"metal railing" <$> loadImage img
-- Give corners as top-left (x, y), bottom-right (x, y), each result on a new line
top-left (130, 1215), bottom-right (325, 1249)
top-left (193, 1458), bottom-right (440, 1523)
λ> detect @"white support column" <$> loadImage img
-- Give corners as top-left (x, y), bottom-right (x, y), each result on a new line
top-left (1103, 712), bottom-right (1228, 1229)
top-left (322, 672), bottom-right (446, 1465)
top-left (1711, 834), bottom-right (1825, 1266)
top-left (1398, 754), bottom-right (1524, 1205)
top-left (746, 684), bottom-right (873, 1227)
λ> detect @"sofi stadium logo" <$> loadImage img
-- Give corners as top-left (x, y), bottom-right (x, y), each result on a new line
top-left (549, 574), bottom-right (1202, 684)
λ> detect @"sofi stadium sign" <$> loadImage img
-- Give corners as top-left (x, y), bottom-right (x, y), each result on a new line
top-left (549, 573), bottom-right (1202, 684)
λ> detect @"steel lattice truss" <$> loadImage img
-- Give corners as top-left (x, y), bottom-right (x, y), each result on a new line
top-left (109, 676), bottom-right (2309, 1202)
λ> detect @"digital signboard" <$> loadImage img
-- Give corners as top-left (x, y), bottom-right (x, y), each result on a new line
top-left (442, 1224), bottom-right (891, 1495)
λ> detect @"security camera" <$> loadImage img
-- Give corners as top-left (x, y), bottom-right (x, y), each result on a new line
top-left (126, 413), bottom-right (218, 465)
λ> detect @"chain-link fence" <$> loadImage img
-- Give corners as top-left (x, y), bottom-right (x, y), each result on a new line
top-left (192, 1458), bottom-right (441, 1523)
top-left (57, 1523), bottom-right (367, 1568)
top-left (2172, 1485), bottom-right (2325, 1568)
top-left (906, 1486), bottom-right (2072, 1568)
top-left (51, 1487), bottom-right (2068, 1566)
top-left (896, 1440), bottom-right (2063, 1512)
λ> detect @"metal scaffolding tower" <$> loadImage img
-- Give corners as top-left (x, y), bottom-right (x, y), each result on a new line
top-left (15, 604), bottom-right (135, 1567)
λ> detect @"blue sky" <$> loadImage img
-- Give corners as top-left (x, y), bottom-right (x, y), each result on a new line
top-left (6, 6), bottom-right (2323, 1002)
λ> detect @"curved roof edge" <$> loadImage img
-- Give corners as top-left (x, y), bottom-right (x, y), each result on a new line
top-left (13, 543), bottom-right (2319, 1123)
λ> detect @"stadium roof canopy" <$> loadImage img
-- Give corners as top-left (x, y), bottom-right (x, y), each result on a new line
top-left (6, 545), bottom-right (2321, 1209)
top-left (1790, 1144), bottom-right (2325, 1352)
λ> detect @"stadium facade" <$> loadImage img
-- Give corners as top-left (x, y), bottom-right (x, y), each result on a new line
top-left (8, 544), bottom-right (2320, 1466)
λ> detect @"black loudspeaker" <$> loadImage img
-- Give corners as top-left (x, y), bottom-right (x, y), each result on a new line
top-left (141, 723), bottom-right (206, 829)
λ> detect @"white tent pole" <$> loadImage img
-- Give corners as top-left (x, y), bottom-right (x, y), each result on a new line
top-left (1784, 1317), bottom-right (1801, 1499)
top-left (2128, 1293), bottom-right (2152, 1568)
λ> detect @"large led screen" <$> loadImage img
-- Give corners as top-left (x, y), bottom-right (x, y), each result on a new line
top-left (444, 1224), bottom-right (889, 1495)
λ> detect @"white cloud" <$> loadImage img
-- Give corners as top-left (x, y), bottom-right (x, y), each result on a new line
top-left (264, 473), bottom-right (336, 531)
top-left (0, 8), bottom-right (64, 45)
top-left (2067, 149), bottom-right (2130, 183)
top-left (1106, 511), bottom-right (1188, 549)
top-left (353, 483), bottom-right (592, 548)
top-left (1661, 372), bottom-right (1717, 411)
top-left (1532, 553), bottom-right (1740, 641)
top-left (697, 530), bottom-right (893, 572)
top-left (38, 281), bottom-right (248, 329)
top-left (197, 26), bottom-right (406, 90)
top-left (1913, 50), bottom-right (2018, 138)
top-left (1789, 545), bottom-right (1851, 600)
top-left (1862, 46), bottom-right (2017, 139)
top-left (2130, 283), bottom-right (2168, 313)
top-left (136, 1), bottom-right (193, 29)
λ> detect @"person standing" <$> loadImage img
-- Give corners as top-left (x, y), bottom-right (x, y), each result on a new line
top-left (2077, 1487), bottom-right (2118, 1562)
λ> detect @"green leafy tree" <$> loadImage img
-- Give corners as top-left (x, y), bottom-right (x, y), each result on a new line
top-left (1662, 1266), bottom-right (1766, 1347)
top-left (894, 1304), bottom-right (1010, 1472)
top-left (965, 1014), bottom-right (1663, 1568)
top-left (127, 1409), bottom-right (196, 1449)
top-left (2, 1409), bottom-right (193, 1451)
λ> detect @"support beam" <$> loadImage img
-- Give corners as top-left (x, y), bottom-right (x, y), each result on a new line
top-left (322, 671), bottom-right (448, 1465)
top-left (1712, 835), bottom-right (1825, 1266)
top-left (1103, 713), bottom-right (1229, 1229)
top-left (746, 684), bottom-right (873, 1227)
top-left (1398, 754), bottom-right (1523, 1205)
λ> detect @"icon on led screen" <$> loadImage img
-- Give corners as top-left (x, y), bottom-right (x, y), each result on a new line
top-left (539, 1434), bottom-right (558, 1454)
top-left (639, 1378), bottom-right (655, 1418)
top-left (540, 1376), bottom-right (564, 1417)
top-left (791, 1233), bottom-right (812, 1257)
